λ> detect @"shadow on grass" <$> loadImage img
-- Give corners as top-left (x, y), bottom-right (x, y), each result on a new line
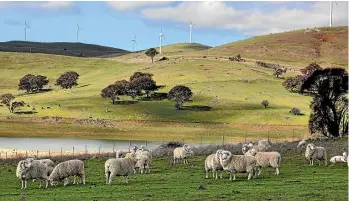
top-left (14, 111), bottom-right (38, 114)
top-left (139, 92), bottom-right (168, 101)
top-left (21, 89), bottom-right (53, 95)
top-left (76, 84), bottom-right (91, 88)
top-left (114, 100), bottom-right (139, 105)
top-left (180, 105), bottom-right (213, 111)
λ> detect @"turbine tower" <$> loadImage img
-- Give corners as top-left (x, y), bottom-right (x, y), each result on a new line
top-left (189, 21), bottom-right (195, 43)
top-left (76, 24), bottom-right (82, 43)
top-left (24, 21), bottom-right (30, 42)
top-left (159, 27), bottom-right (165, 54)
top-left (131, 34), bottom-right (137, 52)
top-left (330, 1), bottom-right (338, 27)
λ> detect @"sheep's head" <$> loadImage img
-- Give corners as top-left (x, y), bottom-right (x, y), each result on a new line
top-left (49, 178), bottom-right (58, 186)
top-left (343, 152), bottom-right (347, 157)
top-left (220, 151), bottom-right (232, 161)
top-left (26, 158), bottom-right (35, 163)
top-left (249, 148), bottom-right (257, 156)
top-left (248, 143), bottom-right (254, 149)
top-left (132, 146), bottom-right (138, 152)
top-left (242, 144), bottom-right (250, 154)
top-left (184, 145), bottom-right (192, 152)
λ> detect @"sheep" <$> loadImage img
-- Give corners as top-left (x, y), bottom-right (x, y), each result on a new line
top-left (219, 150), bottom-right (256, 181)
top-left (242, 142), bottom-right (271, 155)
top-left (330, 152), bottom-right (348, 164)
top-left (16, 160), bottom-right (49, 189)
top-left (116, 146), bottom-right (138, 158)
top-left (297, 140), bottom-right (306, 149)
top-left (24, 158), bottom-right (55, 182)
top-left (249, 148), bottom-right (282, 176)
top-left (305, 143), bottom-right (327, 166)
top-left (205, 149), bottom-right (224, 179)
top-left (135, 154), bottom-right (150, 174)
top-left (48, 159), bottom-right (85, 186)
top-left (105, 153), bottom-right (138, 184)
top-left (258, 139), bottom-right (271, 147)
top-left (173, 144), bottom-right (193, 165)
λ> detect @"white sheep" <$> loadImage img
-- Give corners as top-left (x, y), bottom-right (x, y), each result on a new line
top-left (116, 146), bottom-right (138, 158)
top-left (258, 139), bottom-right (271, 147)
top-left (249, 148), bottom-right (282, 176)
top-left (242, 142), bottom-right (271, 154)
top-left (135, 149), bottom-right (152, 174)
top-left (25, 158), bottom-right (55, 182)
top-left (219, 150), bottom-right (256, 181)
top-left (205, 149), bottom-right (224, 179)
top-left (173, 144), bottom-right (193, 165)
top-left (105, 153), bottom-right (138, 184)
top-left (330, 152), bottom-right (348, 164)
top-left (49, 159), bottom-right (85, 186)
top-left (305, 143), bottom-right (327, 166)
top-left (16, 160), bottom-right (49, 189)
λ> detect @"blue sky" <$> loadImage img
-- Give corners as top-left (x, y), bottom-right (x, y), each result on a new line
top-left (0, 1), bottom-right (347, 51)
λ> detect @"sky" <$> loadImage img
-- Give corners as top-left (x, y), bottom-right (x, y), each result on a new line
top-left (0, 1), bottom-right (348, 51)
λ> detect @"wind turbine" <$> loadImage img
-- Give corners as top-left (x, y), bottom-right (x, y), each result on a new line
top-left (189, 21), bottom-right (195, 43)
top-left (330, 1), bottom-right (338, 27)
top-left (76, 24), bottom-right (82, 43)
top-left (24, 21), bottom-right (30, 42)
top-left (131, 34), bottom-right (137, 52)
top-left (159, 27), bottom-right (166, 54)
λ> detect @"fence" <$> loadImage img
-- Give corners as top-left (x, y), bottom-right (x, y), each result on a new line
top-left (0, 129), bottom-right (310, 160)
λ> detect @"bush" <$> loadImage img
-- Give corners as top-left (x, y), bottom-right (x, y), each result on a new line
top-left (290, 108), bottom-right (301, 115)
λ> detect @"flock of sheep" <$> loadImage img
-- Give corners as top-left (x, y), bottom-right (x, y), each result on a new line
top-left (15, 140), bottom-right (348, 189)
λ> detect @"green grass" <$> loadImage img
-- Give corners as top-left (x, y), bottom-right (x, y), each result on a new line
top-left (0, 149), bottom-right (347, 201)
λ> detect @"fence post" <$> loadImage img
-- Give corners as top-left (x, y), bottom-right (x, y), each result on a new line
top-left (85, 145), bottom-right (88, 154)
top-left (112, 143), bottom-right (115, 154)
top-left (25, 151), bottom-right (27, 158)
top-left (99, 145), bottom-right (101, 155)
top-left (16, 151), bottom-right (18, 158)
top-left (36, 150), bottom-right (39, 158)
top-left (0, 152), bottom-right (1, 159)
top-left (72, 147), bottom-right (75, 157)
top-left (61, 148), bottom-right (62, 157)
top-left (6, 152), bottom-right (7, 159)
top-left (145, 141), bottom-right (148, 147)
top-left (245, 133), bottom-right (247, 143)
top-left (268, 132), bottom-right (270, 142)
top-left (222, 135), bottom-right (225, 146)
top-left (49, 149), bottom-right (51, 157)
top-left (128, 142), bottom-right (131, 152)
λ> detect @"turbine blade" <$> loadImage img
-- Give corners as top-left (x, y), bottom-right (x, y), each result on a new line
top-left (335, 1), bottom-right (338, 6)
top-left (134, 41), bottom-right (137, 45)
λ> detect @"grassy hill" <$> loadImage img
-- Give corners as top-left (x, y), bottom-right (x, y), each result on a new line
top-left (0, 41), bottom-right (130, 58)
top-left (113, 43), bottom-right (211, 63)
top-left (0, 51), bottom-right (311, 142)
top-left (209, 26), bottom-right (348, 67)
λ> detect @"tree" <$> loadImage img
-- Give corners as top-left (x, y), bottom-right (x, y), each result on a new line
top-left (274, 68), bottom-right (287, 78)
top-left (261, 100), bottom-right (269, 108)
top-left (18, 74), bottom-right (49, 93)
top-left (55, 71), bottom-right (79, 89)
top-left (132, 76), bottom-right (158, 98)
top-left (282, 75), bottom-right (304, 92)
top-left (300, 63), bottom-right (322, 76)
top-left (300, 68), bottom-right (348, 138)
top-left (101, 80), bottom-right (129, 104)
top-left (126, 81), bottom-right (142, 99)
top-left (11, 101), bottom-right (25, 113)
top-left (0, 94), bottom-right (15, 112)
top-left (130, 72), bottom-right (153, 82)
top-left (168, 85), bottom-right (193, 109)
top-left (145, 48), bottom-right (159, 63)
top-left (290, 108), bottom-right (301, 115)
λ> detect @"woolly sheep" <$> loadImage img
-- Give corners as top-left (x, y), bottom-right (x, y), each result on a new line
top-left (219, 150), bottom-right (256, 181)
top-left (105, 153), bottom-right (138, 184)
top-left (258, 139), bottom-right (271, 147)
top-left (135, 149), bottom-right (152, 173)
top-left (16, 160), bottom-right (49, 189)
top-left (173, 144), bottom-right (193, 164)
top-left (205, 149), bottom-right (224, 179)
top-left (249, 148), bottom-right (282, 176)
top-left (242, 142), bottom-right (271, 154)
top-left (116, 146), bottom-right (138, 158)
top-left (49, 159), bottom-right (85, 186)
top-left (305, 143), bottom-right (327, 166)
top-left (330, 152), bottom-right (348, 164)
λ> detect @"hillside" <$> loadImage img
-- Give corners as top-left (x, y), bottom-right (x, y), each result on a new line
top-left (0, 52), bottom-right (311, 142)
top-left (209, 26), bottom-right (348, 67)
top-left (113, 43), bottom-right (211, 63)
top-left (0, 41), bottom-right (130, 57)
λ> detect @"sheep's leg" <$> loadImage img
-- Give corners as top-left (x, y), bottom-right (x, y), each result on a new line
top-left (105, 171), bottom-right (110, 184)
top-left (212, 170), bottom-right (215, 178)
top-left (73, 176), bottom-right (77, 184)
top-left (215, 170), bottom-right (218, 179)
top-left (229, 172), bottom-right (232, 181)
top-left (45, 180), bottom-right (48, 188)
top-left (275, 167), bottom-right (279, 175)
top-left (24, 180), bottom-right (27, 189)
top-left (233, 174), bottom-right (236, 181)
top-left (219, 170), bottom-right (223, 179)
top-left (124, 176), bottom-right (128, 184)
top-left (81, 174), bottom-right (85, 185)
top-left (21, 180), bottom-right (24, 189)
top-left (257, 167), bottom-right (262, 176)
top-left (247, 173), bottom-right (252, 180)
top-left (205, 170), bottom-right (209, 179)
top-left (39, 179), bottom-right (42, 188)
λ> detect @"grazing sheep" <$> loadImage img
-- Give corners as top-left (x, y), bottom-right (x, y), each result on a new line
top-left (305, 143), bottom-right (327, 166)
top-left (49, 159), bottom-right (85, 186)
top-left (297, 140), bottom-right (306, 149)
top-left (242, 142), bottom-right (271, 154)
top-left (135, 154), bottom-right (150, 174)
top-left (16, 160), bottom-right (49, 189)
top-left (116, 146), bottom-right (138, 158)
top-left (24, 158), bottom-right (55, 182)
top-left (249, 148), bottom-right (282, 176)
top-left (105, 153), bottom-right (138, 184)
top-left (219, 150), bottom-right (256, 181)
top-left (330, 152), bottom-right (348, 164)
top-left (205, 149), bottom-right (224, 179)
top-left (173, 144), bottom-right (193, 165)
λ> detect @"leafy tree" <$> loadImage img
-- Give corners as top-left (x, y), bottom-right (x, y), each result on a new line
top-left (282, 75), bottom-right (304, 92)
top-left (18, 74), bottom-right (49, 93)
top-left (300, 63), bottom-right (322, 76)
top-left (132, 76), bottom-right (158, 97)
top-left (0, 94), bottom-right (15, 112)
top-left (101, 80), bottom-right (129, 104)
top-left (290, 108), bottom-right (301, 115)
top-left (261, 100), bottom-right (269, 108)
top-left (300, 68), bottom-right (348, 138)
top-left (55, 71), bottom-right (79, 89)
top-left (145, 48), bottom-right (159, 63)
top-left (273, 68), bottom-right (287, 78)
top-left (168, 85), bottom-right (193, 109)
top-left (126, 81), bottom-right (142, 99)
top-left (130, 72), bottom-right (153, 82)
top-left (11, 101), bottom-right (25, 113)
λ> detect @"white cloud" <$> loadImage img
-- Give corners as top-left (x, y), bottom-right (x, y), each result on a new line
top-left (107, 1), bottom-right (171, 11)
top-left (141, 1), bottom-right (348, 36)
top-left (0, 1), bottom-right (73, 9)
top-left (39, 2), bottom-right (72, 9)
